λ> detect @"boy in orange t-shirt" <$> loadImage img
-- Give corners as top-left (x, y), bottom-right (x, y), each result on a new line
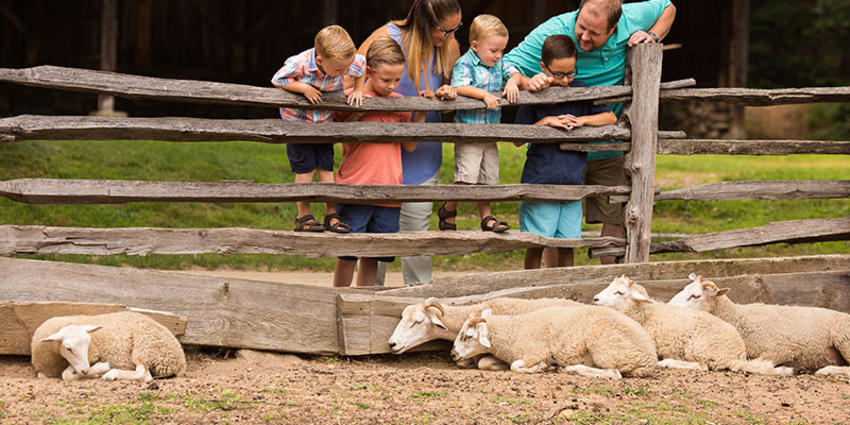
top-left (332, 37), bottom-right (417, 287)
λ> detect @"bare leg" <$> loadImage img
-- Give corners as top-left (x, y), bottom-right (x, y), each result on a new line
top-left (333, 259), bottom-right (356, 287)
top-left (600, 223), bottom-right (624, 264)
top-left (524, 247), bottom-right (543, 269)
top-left (542, 247), bottom-right (557, 268)
top-left (356, 258), bottom-right (378, 287)
top-left (293, 171), bottom-right (316, 218)
top-left (555, 248), bottom-right (574, 267)
top-left (477, 201), bottom-right (492, 220)
top-left (316, 169), bottom-right (341, 226)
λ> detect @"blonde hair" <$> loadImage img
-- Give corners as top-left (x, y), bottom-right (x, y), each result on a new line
top-left (468, 14), bottom-right (508, 45)
top-left (366, 37), bottom-right (406, 68)
top-left (314, 25), bottom-right (356, 60)
top-left (390, 0), bottom-right (461, 92)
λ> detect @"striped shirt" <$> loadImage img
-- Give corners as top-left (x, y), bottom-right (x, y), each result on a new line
top-left (271, 48), bottom-right (366, 122)
top-left (451, 48), bottom-right (519, 124)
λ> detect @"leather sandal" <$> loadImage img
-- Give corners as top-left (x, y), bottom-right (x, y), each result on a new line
top-left (481, 216), bottom-right (510, 233)
top-left (323, 213), bottom-right (351, 234)
top-left (437, 204), bottom-right (457, 231)
top-left (294, 214), bottom-right (324, 232)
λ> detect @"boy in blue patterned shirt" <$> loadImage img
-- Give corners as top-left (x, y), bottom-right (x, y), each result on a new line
top-left (437, 14), bottom-right (526, 233)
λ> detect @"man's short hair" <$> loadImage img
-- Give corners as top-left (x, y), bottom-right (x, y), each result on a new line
top-left (579, 0), bottom-right (622, 31)
top-left (468, 14), bottom-right (509, 44)
top-left (541, 35), bottom-right (577, 66)
top-left (366, 37), bottom-right (406, 68)
top-left (315, 25), bottom-right (356, 60)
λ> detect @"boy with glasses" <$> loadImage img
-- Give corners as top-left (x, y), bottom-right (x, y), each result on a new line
top-left (514, 35), bottom-right (616, 269)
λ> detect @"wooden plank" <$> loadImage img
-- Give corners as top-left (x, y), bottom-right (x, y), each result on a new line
top-left (591, 217), bottom-right (850, 258)
top-left (593, 78), bottom-right (696, 105)
top-left (96, 0), bottom-right (118, 114)
top-left (0, 65), bottom-right (694, 112)
top-left (342, 269), bottom-right (850, 354)
top-left (658, 139), bottom-right (850, 155)
top-left (0, 301), bottom-right (186, 355)
top-left (555, 131), bottom-right (688, 153)
top-left (0, 115), bottom-right (632, 145)
top-left (609, 180), bottom-right (850, 203)
top-left (0, 225), bottom-right (625, 257)
top-left (0, 256), bottom-right (354, 354)
top-left (382, 254), bottom-right (850, 298)
top-left (624, 43), bottom-right (663, 263)
top-left (659, 87), bottom-right (850, 105)
top-left (0, 179), bottom-right (631, 204)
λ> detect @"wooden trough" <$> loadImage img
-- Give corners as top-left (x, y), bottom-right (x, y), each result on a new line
top-left (2, 254), bottom-right (848, 356)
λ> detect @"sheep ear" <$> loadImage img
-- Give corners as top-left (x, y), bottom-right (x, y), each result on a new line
top-left (81, 325), bottom-right (102, 334)
top-left (478, 330), bottom-right (491, 348)
top-left (481, 309), bottom-right (492, 319)
top-left (627, 278), bottom-right (636, 286)
top-left (716, 288), bottom-right (730, 297)
top-left (429, 312), bottom-right (447, 330)
top-left (631, 290), bottom-right (652, 304)
top-left (40, 330), bottom-right (64, 342)
top-left (688, 273), bottom-right (697, 281)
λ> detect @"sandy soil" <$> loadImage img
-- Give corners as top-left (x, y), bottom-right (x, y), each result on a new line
top-left (2, 349), bottom-right (849, 425)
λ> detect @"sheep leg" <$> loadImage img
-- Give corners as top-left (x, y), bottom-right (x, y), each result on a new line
top-left (88, 362), bottom-right (112, 376)
top-left (510, 359), bottom-right (549, 373)
top-left (559, 364), bottom-right (622, 380)
top-left (61, 365), bottom-right (83, 381)
top-left (815, 365), bottom-right (850, 377)
top-left (102, 364), bottom-right (153, 382)
top-left (655, 358), bottom-right (708, 371)
top-left (477, 355), bottom-right (509, 371)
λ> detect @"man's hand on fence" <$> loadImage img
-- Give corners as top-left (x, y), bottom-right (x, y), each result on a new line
top-left (628, 30), bottom-right (658, 47)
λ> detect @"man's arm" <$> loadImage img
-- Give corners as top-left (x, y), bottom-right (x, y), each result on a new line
top-left (628, 2), bottom-right (677, 46)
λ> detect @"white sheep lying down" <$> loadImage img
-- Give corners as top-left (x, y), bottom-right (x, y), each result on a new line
top-left (668, 274), bottom-right (850, 376)
top-left (450, 306), bottom-right (658, 379)
top-left (388, 297), bottom-right (581, 370)
top-left (593, 276), bottom-right (792, 375)
top-left (31, 311), bottom-right (187, 382)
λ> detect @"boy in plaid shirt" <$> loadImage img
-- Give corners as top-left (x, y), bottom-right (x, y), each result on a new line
top-left (437, 14), bottom-right (526, 233)
top-left (272, 25), bottom-right (366, 233)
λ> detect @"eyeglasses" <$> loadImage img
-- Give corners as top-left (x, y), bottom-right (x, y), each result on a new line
top-left (543, 62), bottom-right (577, 79)
top-left (433, 21), bottom-right (462, 39)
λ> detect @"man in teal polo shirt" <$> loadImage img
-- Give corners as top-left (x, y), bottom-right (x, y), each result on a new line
top-left (504, 0), bottom-right (676, 264)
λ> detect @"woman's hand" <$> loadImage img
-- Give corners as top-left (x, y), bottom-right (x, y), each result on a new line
top-left (434, 85), bottom-right (457, 100)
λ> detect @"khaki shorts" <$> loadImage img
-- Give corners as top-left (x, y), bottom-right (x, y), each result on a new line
top-left (454, 142), bottom-right (499, 185)
top-left (584, 155), bottom-right (626, 225)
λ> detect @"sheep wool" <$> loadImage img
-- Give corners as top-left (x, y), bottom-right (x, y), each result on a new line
top-left (31, 311), bottom-right (187, 379)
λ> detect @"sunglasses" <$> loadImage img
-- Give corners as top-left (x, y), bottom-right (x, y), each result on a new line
top-left (543, 62), bottom-right (577, 79)
top-left (433, 21), bottom-right (463, 39)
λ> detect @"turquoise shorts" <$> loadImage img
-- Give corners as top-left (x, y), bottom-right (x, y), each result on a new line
top-left (519, 200), bottom-right (582, 239)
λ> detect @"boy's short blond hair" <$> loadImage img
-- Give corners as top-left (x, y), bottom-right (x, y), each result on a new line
top-left (468, 14), bottom-right (509, 45)
top-left (314, 25), bottom-right (356, 60)
top-left (365, 37), bottom-right (406, 69)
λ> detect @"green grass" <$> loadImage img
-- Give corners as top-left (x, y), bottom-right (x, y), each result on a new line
top-left (1, 140), bottom-right (847, 272)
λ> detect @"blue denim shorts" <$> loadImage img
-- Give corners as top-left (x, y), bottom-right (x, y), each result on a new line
top-left (337, 203), bottom-right (400, 262)
top-left (286, 143), bottom-right (334, 174)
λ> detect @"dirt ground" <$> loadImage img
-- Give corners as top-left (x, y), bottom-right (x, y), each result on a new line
top-left (2, 348), bottom-right (849, 425)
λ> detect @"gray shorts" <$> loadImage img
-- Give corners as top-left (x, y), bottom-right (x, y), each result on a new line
top-left (584, 155), bottom-right (626, 225)
top-left (454, 142), bottom-right (499, 185)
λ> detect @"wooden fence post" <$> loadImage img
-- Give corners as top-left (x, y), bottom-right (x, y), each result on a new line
top-left (624, 43), bottom-right (663, 263)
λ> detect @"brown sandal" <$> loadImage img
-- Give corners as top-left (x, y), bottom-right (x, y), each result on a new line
top-left (437, 204), bottom-right (457, 231)
top-left (294, 214), bottom-right (324, 232)
top-left (481, 216), bottom-right (510, 233)
top-left (323, 213), bottom-right (351, 234)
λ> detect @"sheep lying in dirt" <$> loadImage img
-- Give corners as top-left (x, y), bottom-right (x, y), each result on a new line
top-left (593, 276), bottom-right (792, 375)
top-left (668, 274), bottom-right (850, 376)
top-left (388, 297), bottom-right (581, 370)
top-left (31, 311), bottom-right (187, 382)
top-left (450, 306), bottom-right (658, 379)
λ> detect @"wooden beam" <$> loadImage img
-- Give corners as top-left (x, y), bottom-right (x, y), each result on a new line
top-left (659, 87), bottom-right (850, 105)
top-left (0, 225), bottom-right (625, 257)
top-left (97, 0), bottom-right (118, 114)
top-left (382, 254), bottom-right (850, 298)
top-left (590, 217), bottom-right (850, 258)
top-left (0, 301), bottom-right (186, 355)
top-left (0, 179), bottom-right (631, 204)
top-left (624, 43), bottom-right (663, 263)
top-left (609, 180), bottom-right (850, 203)
top-left (0, 115), bottom-right (632, 145)
top-left (593, 78), bottom-right (696, 105)
top-left (345, 269), bottom-right (850, 354)
top-left (0, 66), bottom-right (694, 112)
top-left (658, 139), bottom-right (850, 155)
top-left (0, 256), bottom-right (354, 354)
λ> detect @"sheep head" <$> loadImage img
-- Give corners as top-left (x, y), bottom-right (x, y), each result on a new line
top-left (450, 310), bottom-right (492, 362)
top-left (592, 275), bottom-right (652, 312)
top-left (668, 273), bottom-right (729, 310)
top-left (40, 324), bottom-right (102, 377)
top-left (387, 298), bottom-right (448, 354)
